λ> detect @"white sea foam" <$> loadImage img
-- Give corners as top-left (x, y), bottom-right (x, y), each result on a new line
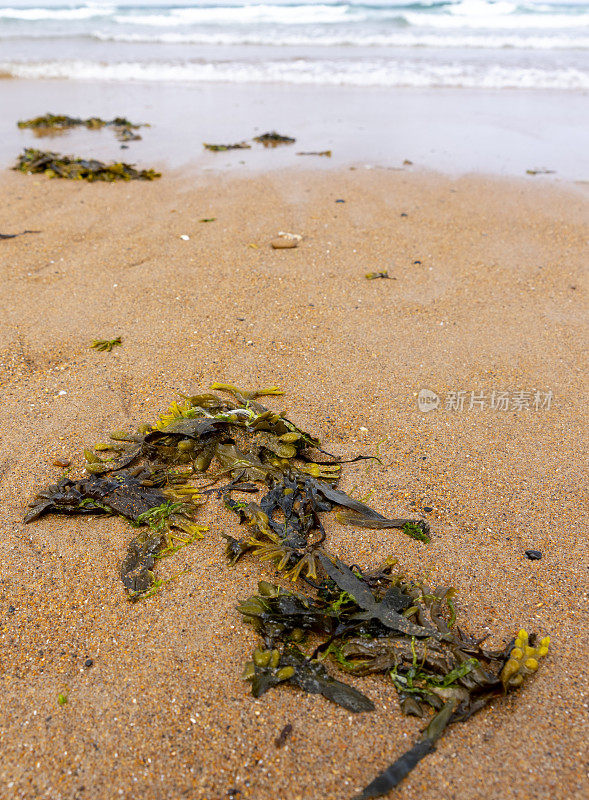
top-left (2, 57), bottom-right (587, 89)
top-left (1, 1), bottom-right (587, 91)
top-left (0, 5), bottom-right (115, 21)
top-left (2, 1), bottom-right (587, 30)
top-left (87, 29), bottom-right (589, 50)
top-left (403, 10), bottom-right (589, 28)
top-left (116, 5), bottom-right (358, 27)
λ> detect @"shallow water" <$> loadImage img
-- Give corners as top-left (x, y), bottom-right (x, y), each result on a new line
top-left (1, 0), bottom-right (588, 89)
top-left (2, 79), bottom-right (589, 181)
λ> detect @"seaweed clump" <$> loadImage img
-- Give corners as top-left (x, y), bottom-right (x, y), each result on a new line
top-left (17, 113), bottom-right (145, 142)
top-left (239, 562), bottom-right (550, 798)
top-left (14, 149), bottom-right (160, 182)
top-left (24, 383), bottom-right (425, 598)
top-left (253, 132), bottom-right (296, 147)
top-left (24, 383), bottom-right (550, 795)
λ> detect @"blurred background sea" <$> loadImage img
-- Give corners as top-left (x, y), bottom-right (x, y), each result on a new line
top-left (0, 0), bottom-right (588, 89)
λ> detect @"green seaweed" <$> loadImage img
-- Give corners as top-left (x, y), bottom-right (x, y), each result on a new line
top-left (90, 337), bottom-right (122, 352)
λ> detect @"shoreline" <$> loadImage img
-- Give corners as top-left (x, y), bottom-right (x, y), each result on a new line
top-left (1, 79), bottom-right (589, 182)
top-left (1, 164), bottom-right (587, 800)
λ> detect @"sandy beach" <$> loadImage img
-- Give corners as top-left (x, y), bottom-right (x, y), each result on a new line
top-left (0, 146), bottom-right (587, 800)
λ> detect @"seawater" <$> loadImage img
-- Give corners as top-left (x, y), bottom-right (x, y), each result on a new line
top-left (0, 0), bottom-right (588, 88)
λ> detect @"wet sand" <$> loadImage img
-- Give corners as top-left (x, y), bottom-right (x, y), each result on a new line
top-left (0, 164), bottom-right (587, 800)
top-left (2, 79), bottom-right (589, 181)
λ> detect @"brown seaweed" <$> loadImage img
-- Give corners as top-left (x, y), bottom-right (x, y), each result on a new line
top-left (355, 740), bottom-right (436, 799)
top-left (244, 643), bottom-right (374, 713)
top-left (275, 723), bottom-right (293, 748)
top-left (14, 148), bottom-right (160, 182)
top-left (203, 142), bottom-right (251, 151)
top-left (253, 132), bottom-right (296, 147)
top-left (318, 554), bottom-right (438, 638)
top-left (24, 466), bottom-right (204, 600)
top-left (0, 230), bottom-right (41, 240)
top-left (296, 151), bottom-right (332, 157)
top-left (23, 383), bottom-right (550, 794)
top-left (17, 113), bottom-right (145, 143)
top-left (25, 468), bottom-right (180, 523)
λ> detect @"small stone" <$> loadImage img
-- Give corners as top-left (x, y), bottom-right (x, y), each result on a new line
top-left (52, 458), bottom-right (71, 468)
top-left (8, 605), bottom-right (15, 613)
top-left (335, 199), bottom-right (345, 203)
top-left (423, 506), bottom-right (433, 513)
top-left (525, 549), bottom-right (542, 561)
top-left (271, 237), bottom-right (298, 249)
top-left (180, 234), bottom-right (190, 241)
top-left (84, 658), bottom-right (94, 668)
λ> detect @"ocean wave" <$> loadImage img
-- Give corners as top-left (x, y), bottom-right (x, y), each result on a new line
top-left (3, 1), bottom-right (587, 29)
top-left (2, 57), bottom-right (587, 89)
top-left (115, 5), bottom-right (361, 27)
top-left (0, 5), bottom-right (115, 21)
top-left (403, 10), bottom-right (589, 28)
top-left (88, 29), bottom-right (589, 50)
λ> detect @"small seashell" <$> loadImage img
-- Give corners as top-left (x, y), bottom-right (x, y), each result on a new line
top-left (277, 232), bottom-right (302, 241)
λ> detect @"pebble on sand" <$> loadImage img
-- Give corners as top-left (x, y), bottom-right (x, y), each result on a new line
top-left (271, 232), bottom-right (302, 249)
top-left (525, 549), bottom-right (542, 560)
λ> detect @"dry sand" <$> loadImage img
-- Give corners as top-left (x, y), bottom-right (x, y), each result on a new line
top-left (0, 165), bottom-right (587, 800)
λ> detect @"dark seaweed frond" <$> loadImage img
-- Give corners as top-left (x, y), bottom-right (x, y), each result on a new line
top-left (203, 142), bottom-right (251, 151)
top-left (253, 132), bottom-right (296, 147)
